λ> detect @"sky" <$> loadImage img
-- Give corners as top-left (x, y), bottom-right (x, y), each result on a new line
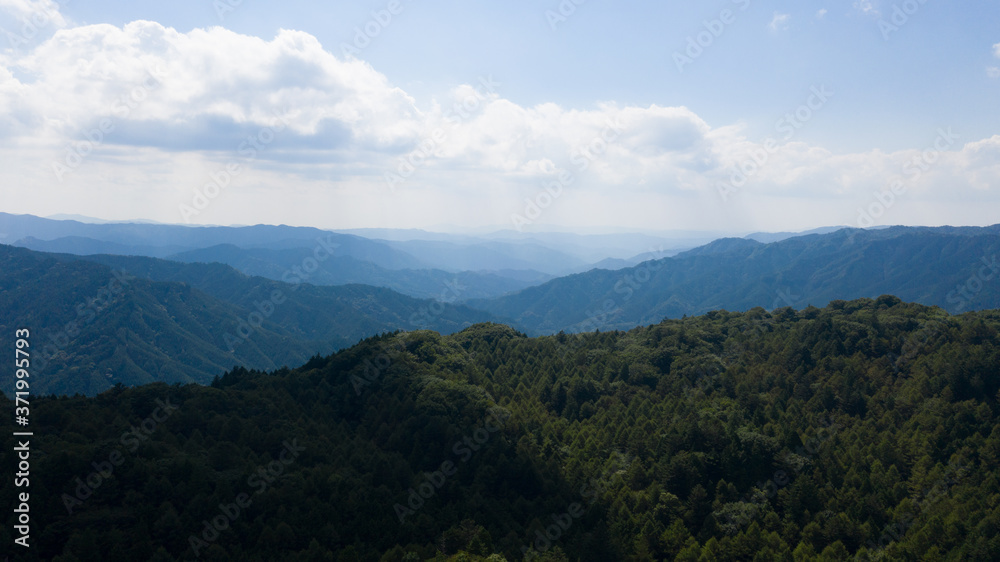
top-left (0, 0), bottom-right (997, 233)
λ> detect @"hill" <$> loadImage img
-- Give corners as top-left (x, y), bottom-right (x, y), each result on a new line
top-left (165, 244), bottom-right (547, 300)
top-left (0, 245), bottom-right (501, 396)
top-left (470, 226), bottom-right (1000, 334)
top-left (1, 298), bottom-right (998, 560)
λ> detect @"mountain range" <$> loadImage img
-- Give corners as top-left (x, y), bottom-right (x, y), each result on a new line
top-left (2, 215), bottom-right (999, 397)
top-left (0, 245), bottom-right (500, 396)
top-left (471, 225), bottom-right (1000, 334)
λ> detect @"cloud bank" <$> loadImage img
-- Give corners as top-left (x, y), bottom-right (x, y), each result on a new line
top-left (0, 10), bottom-right (997, 232)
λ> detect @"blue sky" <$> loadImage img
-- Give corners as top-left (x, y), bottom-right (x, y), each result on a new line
top-left (0, 0), bottom-right (998, 232)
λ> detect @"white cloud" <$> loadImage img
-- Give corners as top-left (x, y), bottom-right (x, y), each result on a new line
top-left (2, 22), bottom-right (424, 151)
top-left (816, 9), bottom-right (828, 19)
top-left (0, 19), bottom-right (998, 233)
top-left (994, 42), bottom-right (1000, 58)
top-left (0, 0), bottom-right (68, 47)
top-left (988, 67), bottom-right (1000, 79)
top-left (769, 12), bottom-right (791, 32)
top-left (0, 0), bottom-right (66, 25)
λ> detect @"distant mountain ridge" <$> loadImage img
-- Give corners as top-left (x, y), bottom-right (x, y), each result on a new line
top-left (470, 225), bottom-right (1000, 334)
top-left (0, 213), bottom-right (713, 275)
top-left (165, 244), bottom-right (550, 299)
top-left (742, 225), bottom-right (849, 244)
top-left (14, 235), bottom-right (191, 258)
top-left (1, 212), bottom-right (349, 250)
top-left (0, 245), bottom-right (503, 396)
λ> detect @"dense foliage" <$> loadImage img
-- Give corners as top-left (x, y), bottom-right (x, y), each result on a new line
top-left (0, 245), bottom-right (498, 396)
top-left (2, 296), bottom-right (998, 560)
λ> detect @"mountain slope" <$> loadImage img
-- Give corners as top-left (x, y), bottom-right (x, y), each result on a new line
top-left (49, 250), bottom-right (514, 333)
top-left (14, 235), bottom-right (191, 257)
top-left (1, 299), bottom-right (998, 560)
top-left (0, 245), bottom-right (501, 396)
top-left (165, 244), bottom-right (547, 299)
top-left (471, 226), bottom-right (1000, 334)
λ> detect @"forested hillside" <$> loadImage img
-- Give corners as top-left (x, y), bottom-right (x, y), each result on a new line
top-left (472, 226), bottom-right (1000, 334)
top-left (2, 297), bottom-right (998, 560)
top-left (0, 245), bottom-right (501, 396)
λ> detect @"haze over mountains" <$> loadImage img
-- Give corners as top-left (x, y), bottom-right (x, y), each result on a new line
top-left (2, 213), bottom-right (999, 398)
top-left (1, 213), bottom-right (706, 276)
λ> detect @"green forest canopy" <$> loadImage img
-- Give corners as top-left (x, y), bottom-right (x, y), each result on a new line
top-left (2, 296), bottom-right (999, 561)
